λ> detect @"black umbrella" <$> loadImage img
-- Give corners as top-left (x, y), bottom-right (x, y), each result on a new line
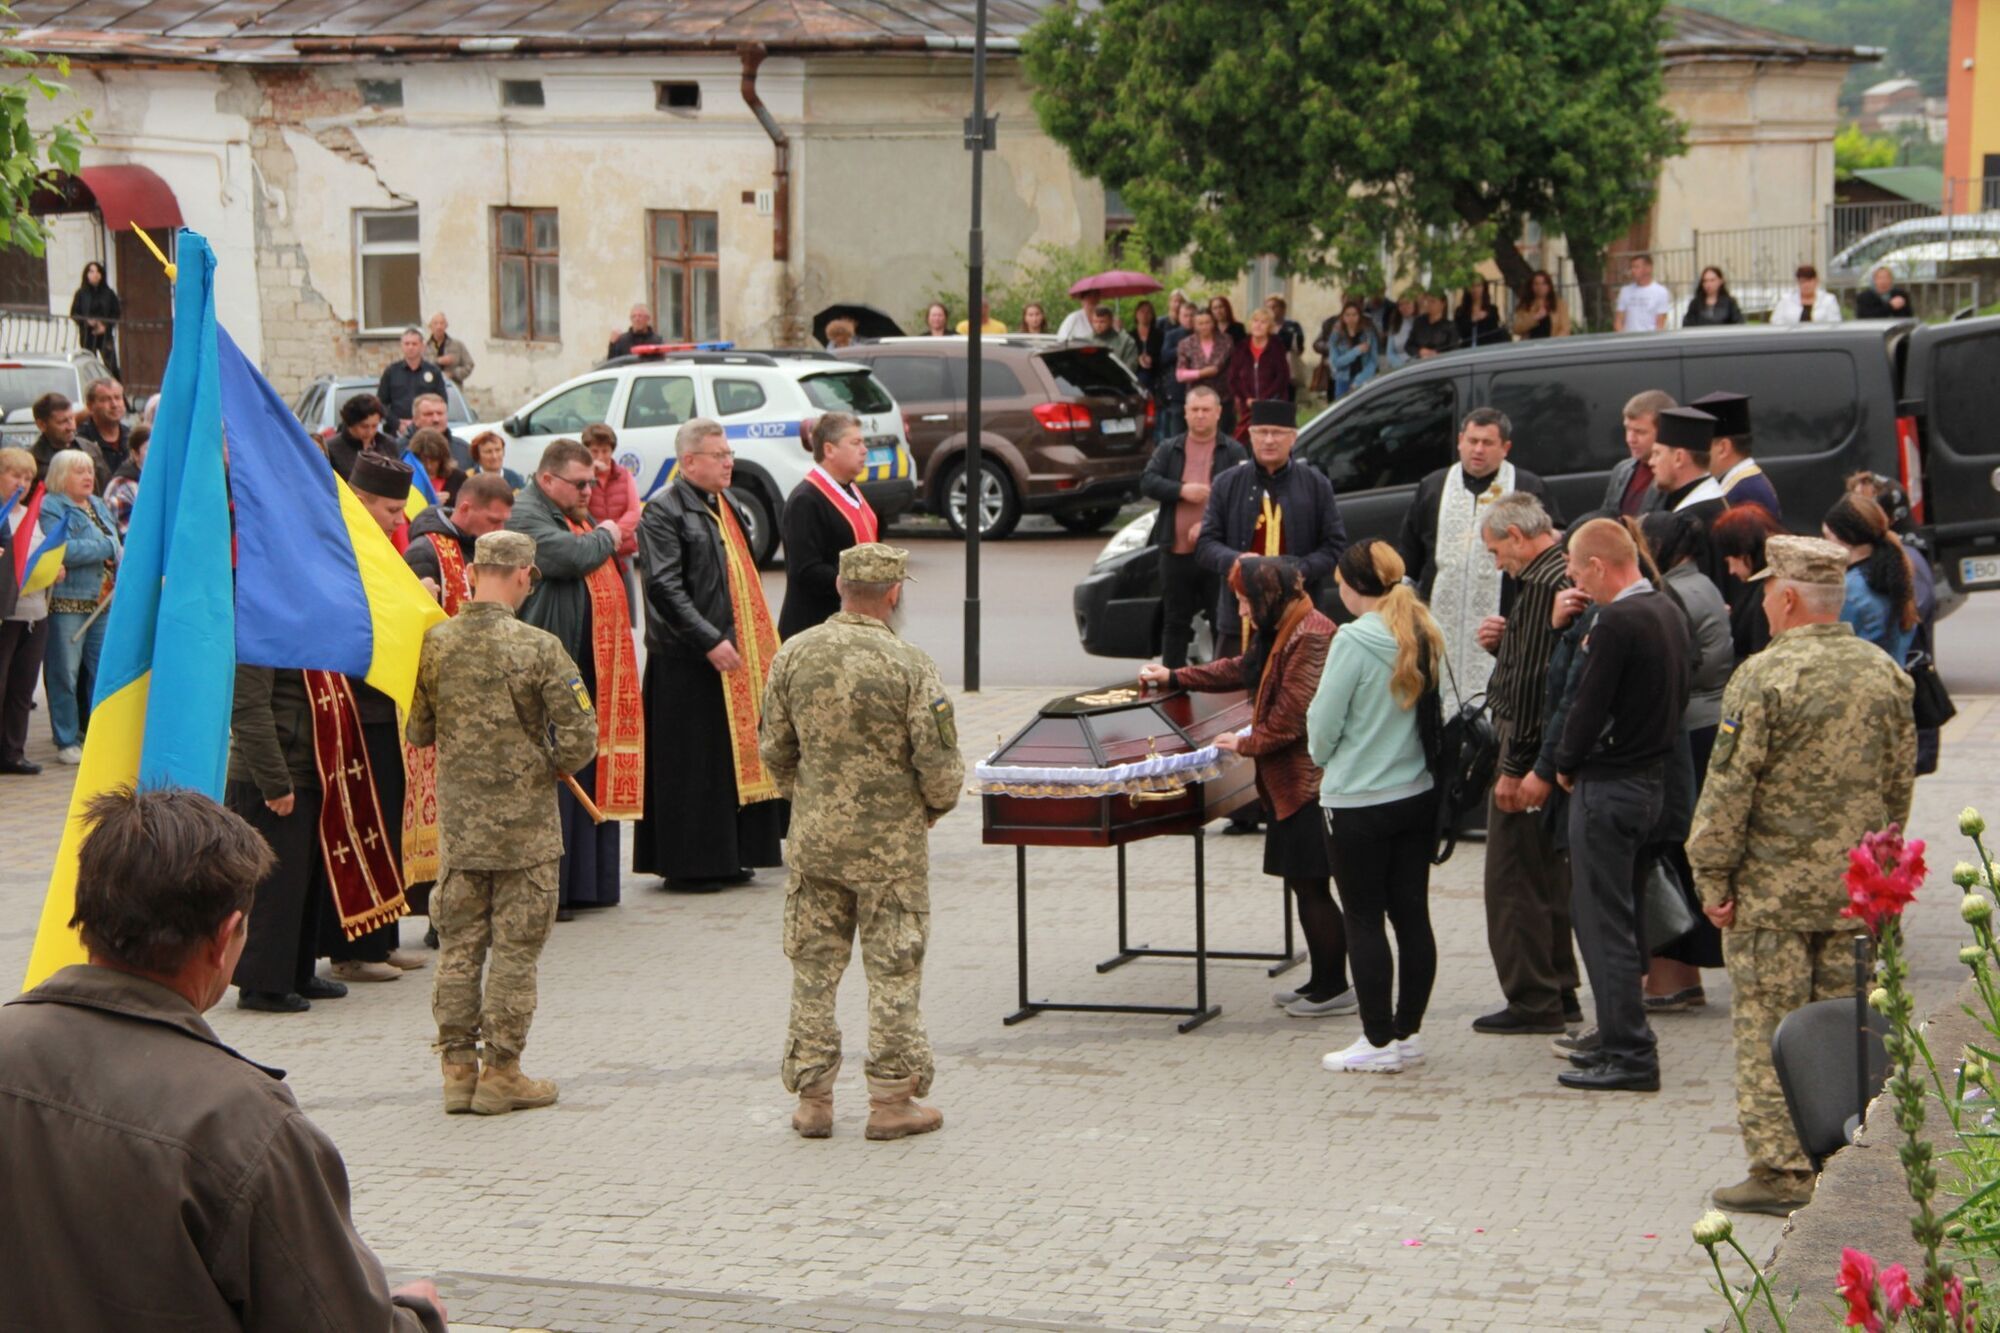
top-left (812, 302), bottom-right (904, 346)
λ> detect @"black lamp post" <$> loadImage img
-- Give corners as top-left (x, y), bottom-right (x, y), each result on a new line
top-left (962, 0), bottom-right (994, 692)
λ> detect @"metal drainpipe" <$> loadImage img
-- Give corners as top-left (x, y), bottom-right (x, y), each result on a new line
top-left (739, 43), bottom-right (792, 342)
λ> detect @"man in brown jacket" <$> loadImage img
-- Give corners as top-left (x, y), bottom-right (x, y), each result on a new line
top-left (0, 786), bottom-right (448, 1331)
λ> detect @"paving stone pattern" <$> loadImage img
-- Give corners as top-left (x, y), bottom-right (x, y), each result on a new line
top-left (2, 690), bottom-right (1994, 1332)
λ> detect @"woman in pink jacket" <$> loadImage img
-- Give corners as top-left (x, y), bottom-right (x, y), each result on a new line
top-left (583, 422), bottom-right (642, 607)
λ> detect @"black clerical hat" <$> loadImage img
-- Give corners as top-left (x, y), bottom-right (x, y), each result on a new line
top-left (1248, 399), bottom-right (1296, 429)
top-left (1689, 391), bottom-right (1751, 439)
top-left (349, 450), bottom-right (414, 502)
top-left (1655, 407), bottom-right (1717, 452)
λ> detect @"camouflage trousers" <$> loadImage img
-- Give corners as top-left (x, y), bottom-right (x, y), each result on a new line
top-left (432, 860), bottom-right (560, 1064)
top-left (781, 870), bottom-right (933, 1095)
top-left (1723, 926), bottom-right (1865, 1180)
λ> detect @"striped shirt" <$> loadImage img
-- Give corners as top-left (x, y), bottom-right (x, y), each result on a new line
top-left (1488, 542), bottom-right (1570, 777)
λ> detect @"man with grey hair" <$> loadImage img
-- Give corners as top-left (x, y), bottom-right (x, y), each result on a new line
top-left (607, 303), bottom-right (659, 360)
top-left (398, 391), bottom-right (471, 469)
top-left (377, 325), bottom-right (446, 437)
top-left (1689, 535), bottom-right (1914, 1215)
top-left (635, 417), bottom-right (788, 890)
top-left (1470, 491), bottom-right (1582, 1035)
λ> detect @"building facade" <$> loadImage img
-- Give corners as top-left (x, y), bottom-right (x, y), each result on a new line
top-left (1947, 0), bottom-right (2000, 213)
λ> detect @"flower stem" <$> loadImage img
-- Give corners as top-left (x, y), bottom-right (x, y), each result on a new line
top-left (1723, 1233), bottom-right (1787, 1330)
top-left (1706, 1242), bottom-right (1756, 1333)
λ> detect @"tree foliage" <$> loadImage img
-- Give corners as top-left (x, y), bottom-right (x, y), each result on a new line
top-left (0, 12), bottom-right (89, 257)
top-left (1835, 124), bottom-right (1901, 179)
top-left (1686, 0), bottom-right (1948, 106)
top-left (1021, 0), bottom-right (1685, 296)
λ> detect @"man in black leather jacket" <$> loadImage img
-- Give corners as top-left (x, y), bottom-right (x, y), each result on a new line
top-left (633, 419), bottom-right (788, 889)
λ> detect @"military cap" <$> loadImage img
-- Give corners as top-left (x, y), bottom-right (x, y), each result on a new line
top-left (839, 542), bottom-right (915, 583)
top-left (348, 451), bottom-right (413, 501)
top-left (1655, 407), bottom-right (1717, 452)
top-left (473, 529), bottom-right (541, 579)
top-left (1689, 391), bottom-right (1752, 439)
top-left (1749, 534), bottom-right (1848, 586)
top-left (1247, 399), bottom-right (1297, 429)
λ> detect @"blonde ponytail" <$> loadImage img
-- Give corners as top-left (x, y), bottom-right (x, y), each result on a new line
top-left (1376, 584), bottom-right (1447, 709)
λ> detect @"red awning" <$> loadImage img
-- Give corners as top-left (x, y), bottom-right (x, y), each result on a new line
top-left (76, 165), bottom-right (183, 232)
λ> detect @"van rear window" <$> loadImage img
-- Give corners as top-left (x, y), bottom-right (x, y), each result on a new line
top-left (801, 370), bottom-right (895, 415)
top-left (1039, 348), bottom-right (1137, 399)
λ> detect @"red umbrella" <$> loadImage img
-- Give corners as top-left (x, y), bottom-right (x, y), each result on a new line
top-left (1069, 270), bottom-right (1163, 299)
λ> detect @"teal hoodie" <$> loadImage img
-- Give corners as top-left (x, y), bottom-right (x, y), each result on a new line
top-left (1306, 611), bottom-right (1435, 808)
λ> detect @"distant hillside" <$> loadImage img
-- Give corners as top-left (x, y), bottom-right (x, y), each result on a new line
top-left (1684, 0), bottom-right (1947, 108)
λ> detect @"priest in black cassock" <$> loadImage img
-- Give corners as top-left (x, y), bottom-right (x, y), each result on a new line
top-left (634, 418), bottom-right (787, 891)
top-left (777, 412), bottom-right (879, 638)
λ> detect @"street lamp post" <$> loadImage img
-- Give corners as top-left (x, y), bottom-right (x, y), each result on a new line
top-left (963, 0), bottom-right (993, 692)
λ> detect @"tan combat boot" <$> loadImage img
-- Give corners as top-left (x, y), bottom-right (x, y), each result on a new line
top-left (792, 1070), bottom-right (837, 1139)
top-left (441, 1055), bottom-right (479, 1114)
top-left (864, 1074), bottom-right (943, 1141)
top-left (1711, 1171), bottom-right (1814, 1217)
top-left (470, 1057), bottom-right (559, 1116)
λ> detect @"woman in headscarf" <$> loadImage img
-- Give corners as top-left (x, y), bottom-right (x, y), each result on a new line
top-left (1140, 556), bottom-right (1349, 1016)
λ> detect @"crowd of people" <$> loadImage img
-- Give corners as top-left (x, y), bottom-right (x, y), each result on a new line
top-left (1135, 383), bottom-right (1933, 1221)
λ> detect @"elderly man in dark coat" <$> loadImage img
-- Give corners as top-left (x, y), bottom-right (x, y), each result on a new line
top-left (0, 787), bottom-right (447, 1331)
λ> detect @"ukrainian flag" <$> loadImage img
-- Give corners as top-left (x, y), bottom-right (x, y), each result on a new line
top-left (219, 327), bottom-right (444, 709)
top-left (23, 235), bottom-right (236, 987)
top-left (403, 449), bottom-right (437, 520)
top-left (19, 504), bottom-right (69, 595)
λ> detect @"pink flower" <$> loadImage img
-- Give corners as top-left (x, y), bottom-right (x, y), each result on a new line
top-left (1880, 1264), bottom-right (1919, 1318)
top-left (1945, 1274), bottom-right (1974, 1331)
top-left (1841, 826), bottom-right (1928, 933)
top-left (1837, 1248), bottom-right (1883, 1332)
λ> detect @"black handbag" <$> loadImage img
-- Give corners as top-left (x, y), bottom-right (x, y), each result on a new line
top-left (1909, 650), bottom-right (1957, 731)
top-left (1420, 648), bottom-right (1500, 866)
top-left (1642, 855), bottom-right (1699, 952)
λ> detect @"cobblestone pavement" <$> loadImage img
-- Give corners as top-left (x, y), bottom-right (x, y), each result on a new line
top-left (2, 689), bottom-right (1994, 1332)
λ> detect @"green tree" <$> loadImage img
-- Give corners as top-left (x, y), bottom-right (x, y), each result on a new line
top-left (0, 13), bottom-right (88, 256)
top-left (1021, 0), bottom-right (1684, 311)
top-left (1834, 123), bottom-right (1900, 179)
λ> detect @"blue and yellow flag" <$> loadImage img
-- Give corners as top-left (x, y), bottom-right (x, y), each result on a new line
top-left (19, 503), bottom-right (69, 595)
top-left (219, 328), bottom-right (444, 710)
top-left (24, 235), bottom-right (235, 987)
top-left (403, 448), bottom-right (437, 521)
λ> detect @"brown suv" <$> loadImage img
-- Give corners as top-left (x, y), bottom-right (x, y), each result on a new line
top-left (835, 335), bottom-right (1155, 539)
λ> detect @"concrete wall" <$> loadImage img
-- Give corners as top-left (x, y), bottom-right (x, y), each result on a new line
top-left (1654, 59), bottom-right (1845, 244)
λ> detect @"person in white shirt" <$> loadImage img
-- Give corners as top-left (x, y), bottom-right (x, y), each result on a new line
top-left (1613, 254), bottom-right (1673, 334)
top-left (1769, 265), bottom-right (1842, 326)
top-left (1056, 293), bottom-right (1101, 341)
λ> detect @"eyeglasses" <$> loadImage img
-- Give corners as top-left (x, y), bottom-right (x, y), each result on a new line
top-left (686, 449), bottom-right (736, 462)
top-left (558, 474), bottom-right (598, 491)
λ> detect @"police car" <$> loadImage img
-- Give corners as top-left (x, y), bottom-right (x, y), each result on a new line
top-left (471, 344), bottom-right (916, 566)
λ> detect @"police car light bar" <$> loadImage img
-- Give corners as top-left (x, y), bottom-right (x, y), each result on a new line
top-left (629, 340), bottom-right (736, 357)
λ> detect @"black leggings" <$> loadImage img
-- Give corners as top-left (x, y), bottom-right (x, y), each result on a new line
top-left (1323, 790), bottom-right (1439, 1047)
top-left (1287, 878), bottom-right (1349, 999)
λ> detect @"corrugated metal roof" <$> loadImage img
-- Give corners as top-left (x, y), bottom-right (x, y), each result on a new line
top-left (1848, 166), bottom-right (1946, 208)
top-left (11, 1), bottom-right (1882, 64)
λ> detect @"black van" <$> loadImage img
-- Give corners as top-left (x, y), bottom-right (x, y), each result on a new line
top-left (1074, 317), bottom-right (2000, 659)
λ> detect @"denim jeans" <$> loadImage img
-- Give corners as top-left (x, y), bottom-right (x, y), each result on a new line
top-left (43, 608), bottom-right (106, 748)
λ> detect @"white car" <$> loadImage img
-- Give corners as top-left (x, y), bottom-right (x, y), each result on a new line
top-left (471, 347), bottom-right (916, 565)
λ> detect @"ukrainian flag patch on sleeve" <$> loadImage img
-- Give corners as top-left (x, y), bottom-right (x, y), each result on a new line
top-left (931, 696), bottom-right (956, 749)
top-left (568, 674), bottom-right (593, 711)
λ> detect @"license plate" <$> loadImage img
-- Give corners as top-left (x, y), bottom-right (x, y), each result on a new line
top-left (1100, 417), bottom-right (1137, 435)
top-left (867, 446), bottom-right (895, 467)
top-left (1961, 556), bottom-right (2000, 588)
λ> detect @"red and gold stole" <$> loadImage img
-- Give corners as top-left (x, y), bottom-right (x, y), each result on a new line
top-left (303, 671), bottom-right (407, 939)
top-left (804, 467), bottom-right (879, 545)
top-left (573, 513), bottom-right (645, 818)
top-left (400, 534), bottom-right (467, 884)
top-left (704, 494), bottom-right (783, 805)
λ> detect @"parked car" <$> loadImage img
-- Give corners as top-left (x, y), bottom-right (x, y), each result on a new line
top-left (1830, 211), bottom-right (2000, 278)
top-left (0, 350), bottom-right (116, 448)
top-left (836, 335), bottom-right (1155, 539)
top-left (291, 374), bottom-right (475, 445)
top-left (1075, 317), bottom-right (2000, 658)
top-left (468, 347), bottom-right (915, 566)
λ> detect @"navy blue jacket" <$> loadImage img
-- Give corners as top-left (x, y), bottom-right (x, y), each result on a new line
top-left (1195, 456), bottom-right (1347, 640)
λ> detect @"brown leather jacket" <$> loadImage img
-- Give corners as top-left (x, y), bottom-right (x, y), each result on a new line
top-left (0, 966), bottom-right (441, 1332)
top-left (1173, 609), bottom-right (1333, 820)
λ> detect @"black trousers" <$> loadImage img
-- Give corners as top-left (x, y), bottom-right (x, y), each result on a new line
top-left (229, 782), bottom-right (327, 995)
top-left (1567, 764), bottom-right (1665, 1069)
top-left (1323, 789), bottom-right (1439, 1047)
top-left (0, 617), bottom-right (49, 765)
top-left (1159, 549), bottom-right (1216, 669)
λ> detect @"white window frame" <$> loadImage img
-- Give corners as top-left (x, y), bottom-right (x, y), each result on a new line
top-left (354, 208), bottom-right (422, 336)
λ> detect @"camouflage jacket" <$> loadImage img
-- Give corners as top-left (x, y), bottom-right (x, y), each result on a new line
top-left (406, 600), bottom-right (600, 872)
top-left (759, 611), bottom-right (964, 884)
top-left (1687, 621), bottom-right (1915, 930)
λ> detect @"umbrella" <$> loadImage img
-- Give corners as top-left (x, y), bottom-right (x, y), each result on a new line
top-left (1069, 270), bottom-right (1162, 299)
top-left (812, 302), bottom-right (904, 346)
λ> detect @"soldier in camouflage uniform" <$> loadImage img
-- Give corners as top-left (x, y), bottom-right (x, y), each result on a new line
top-left (406, 530), bottom-right (600, 1117)
top-left (1687, 535), bottom-right (1916, 1216)
top-left (759, 543), bottom-right (965, 1140)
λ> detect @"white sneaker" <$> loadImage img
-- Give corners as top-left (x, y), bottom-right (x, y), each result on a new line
top-left (1272, 988), bottom-right (1302, 1008)
top-left (1397, 1035), bottom-right (1427, 1066)
top-left (1286, 989), bottom-right (1360, 1018)
top-left (56, 746), bottom-right (82, 765)
top-left (1321, 1035), bottom-right (1403, 1074)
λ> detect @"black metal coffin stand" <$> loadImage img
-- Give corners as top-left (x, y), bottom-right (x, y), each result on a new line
top-left (982, 686), bottom-right (1295, 1033)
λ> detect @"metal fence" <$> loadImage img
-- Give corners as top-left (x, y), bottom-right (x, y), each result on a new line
top-left (0, 307), bottom-right (170, 401)
top-left (0, 307), bottom-right (83, 356)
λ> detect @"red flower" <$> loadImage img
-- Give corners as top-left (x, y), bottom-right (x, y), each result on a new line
top-left (1881, 1263), bottom-right (1919, 1318)
top-left (1841, 826), bottom-right (1928, 933)
top-left (1837, 1248), bottom-right (1883, 1332)
top-left (1945, 1274), bottom-right (1973, 1331)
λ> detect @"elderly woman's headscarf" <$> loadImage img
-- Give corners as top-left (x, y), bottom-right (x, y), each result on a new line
top-left (1228, 555), bottom-right (1312, 713)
